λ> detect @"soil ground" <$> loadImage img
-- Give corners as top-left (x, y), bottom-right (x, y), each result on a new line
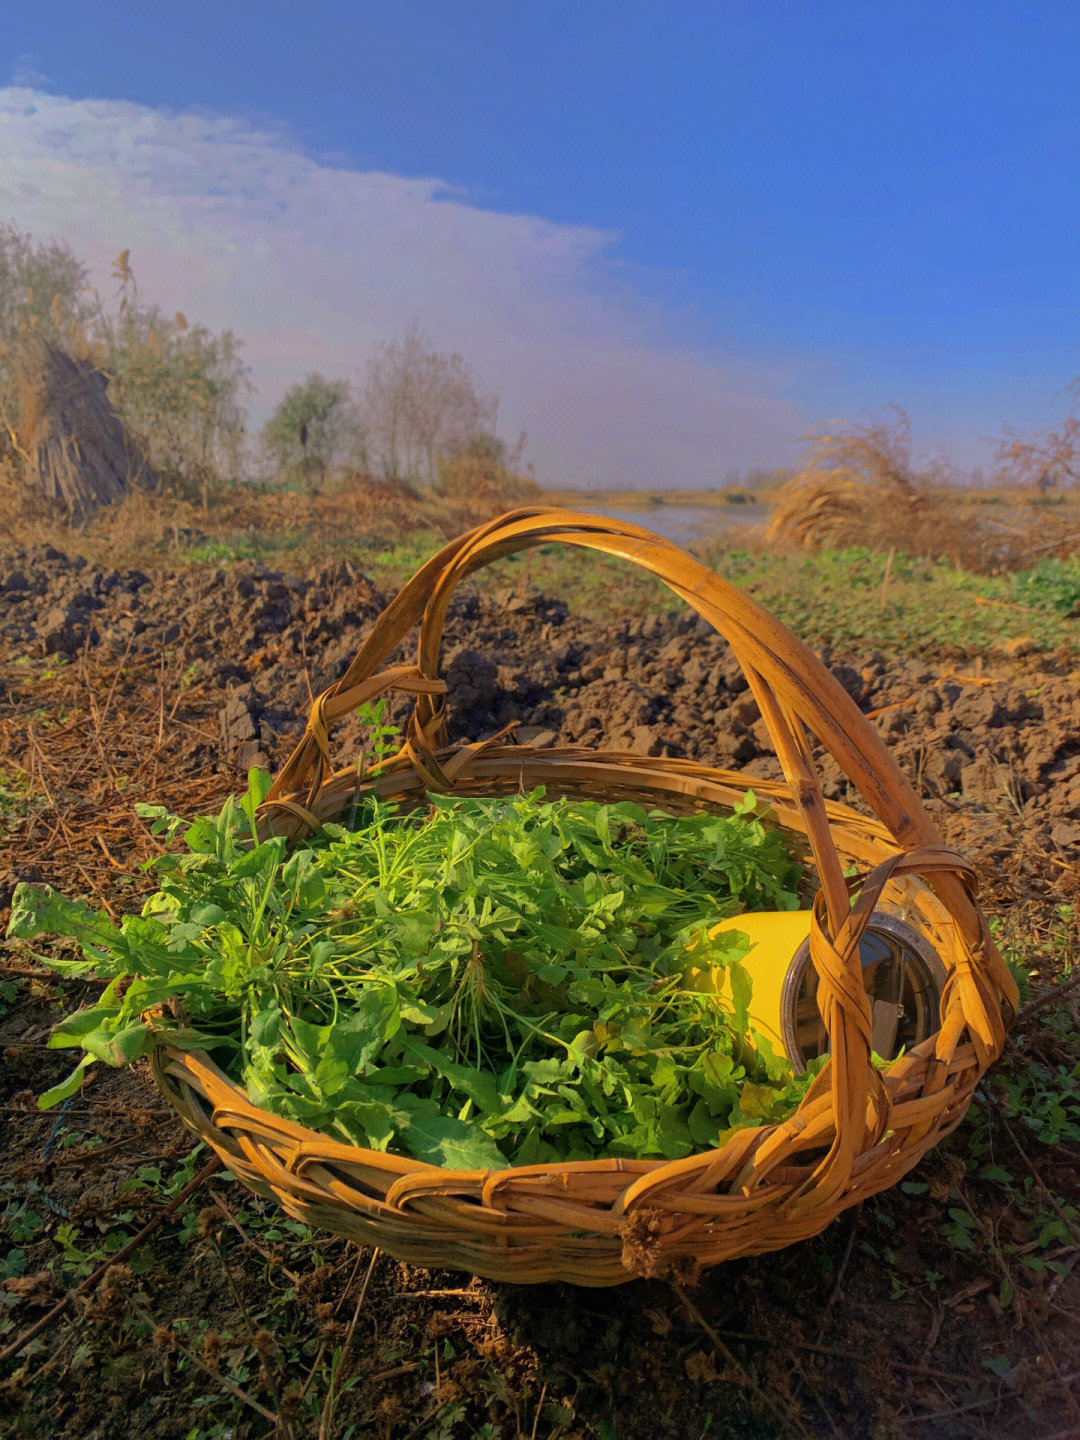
top-left (2, 534), bottom-right (1080, 1440)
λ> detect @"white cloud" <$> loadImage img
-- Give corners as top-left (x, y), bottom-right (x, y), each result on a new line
top-left (0, 86), bottom-right (805, 485)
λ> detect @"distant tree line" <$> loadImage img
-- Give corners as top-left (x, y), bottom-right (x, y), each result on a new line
top-left (11, 218), bottom-right (1076, 506)
top-left (0, 222), bottom-right (524, 506)
top-left (260, 323), bottom-right (517, 492)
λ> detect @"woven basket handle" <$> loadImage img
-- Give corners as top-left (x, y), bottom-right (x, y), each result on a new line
top-left (273, 508), bottom-right (969, 924)
top-left (261, 507), bottom-right (1013, 1207)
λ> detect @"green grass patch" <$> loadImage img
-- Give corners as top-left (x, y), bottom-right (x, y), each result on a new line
top-left (176, 532), bottom-right (307, 567)
top-left (131, 518), bottom-right (1080, 656)
top-left (705, 546), bottom-right (1078, 657)
top-left (346, 538), bottom-right (1080, 655)
top-left (1014, 555), bottom-right (1080, 616)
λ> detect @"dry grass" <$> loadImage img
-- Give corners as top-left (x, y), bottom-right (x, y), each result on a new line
top-left (0, 464), bottom-right (541, 572)
top-left (437, 451), bottom-right (541, 508)
top-left (0, 454), bottom-right (60, 530)
top-left (768, 410), bottom-right (1080, 570)
top-left (12, 340), bottom-right (144, 516)
top-left (769, 410), bottom-right (931, 549)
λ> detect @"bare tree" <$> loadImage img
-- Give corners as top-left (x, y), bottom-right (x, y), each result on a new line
top-left (994, 381), bottom-right (1080, 491)
top-left (361, 325), bottom-right (497, 486)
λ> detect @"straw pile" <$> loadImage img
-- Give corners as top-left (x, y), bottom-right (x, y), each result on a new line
top-left (768, 412), bottom-right (931, 554)
top-left (14, 340), bottom-right (146, 516)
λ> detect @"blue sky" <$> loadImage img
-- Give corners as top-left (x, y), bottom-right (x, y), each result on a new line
top-left (1, 2), bottom-right (1078, 486)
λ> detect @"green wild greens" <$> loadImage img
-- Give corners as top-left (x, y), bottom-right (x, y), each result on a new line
top-left (7, 767), bottom-right (822, 1170)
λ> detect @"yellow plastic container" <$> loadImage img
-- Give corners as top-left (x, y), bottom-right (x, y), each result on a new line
top-left (684, 910), bottom-right (947, 1069)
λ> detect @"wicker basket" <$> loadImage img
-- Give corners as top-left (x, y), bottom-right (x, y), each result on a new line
top-left (150, 509), bottom-right (1018, 1286)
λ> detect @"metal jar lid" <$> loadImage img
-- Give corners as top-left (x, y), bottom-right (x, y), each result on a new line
top-left (780, 911), bottom-right (948, 1071)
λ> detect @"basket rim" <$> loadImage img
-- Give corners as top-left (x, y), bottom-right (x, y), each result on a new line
top-left (152, 1009), bottom-right (973, 1183)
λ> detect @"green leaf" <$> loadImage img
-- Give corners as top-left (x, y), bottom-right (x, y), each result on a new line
top-left (688, 1098), bottom-right (723, 1147)
top-left (82, 1023), bottom-right (153, 1068)
top-left (330, 1095), bottom-right (404, 1150)
top-left (334, 988), bottom-right (402, 1059)
top-left (6, 884), bottom-right (122, 963)
top-left (979, 1165), bottom-right (1014, 1185)
top-left (184, 819), bottom-right (221, 855)
top-left (400, 1040), bottom-right (503, 1114)
top-left (241, 767), bottom-right (274, 823)
top-left (38, 1055), bottom-right (94, 1109)
top-left (362, 1063), bottom-right (429, 1087)
top-left (285, 989), bottom-right (400, 1079)
top-left (397, 1110), bottom-right (510, 1170)
top-left (48, 1006), bottom-right (122, 1048)
top-left (189, 902), bottom-right (229, 927)
top-left (249, 1005), bottom-right (281, 1048)
top-left (728, 960), bottom-right (753, 1035)
top-left (281, 849), bottom-right (326, 910)
top-left (737, 1082), bottom-right (779, 1121)
top-left (388, 909), bottom-right (438, 957)
top-left (134, 802), bottom-right (169, 821)
top-left (229, 838), bottom-right (286, 879)
top-left (314, 1053), bottom-right (351, 1097)
top-left (656, 1105), bottom-right (694, 1159)
top-left (399, 996), bottom-right (443, 1026)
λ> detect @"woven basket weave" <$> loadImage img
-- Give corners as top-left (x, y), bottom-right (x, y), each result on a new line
top-left (151, 509), bottom-right (1018, 1285)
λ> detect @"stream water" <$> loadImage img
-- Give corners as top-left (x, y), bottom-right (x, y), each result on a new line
top-left (572, 501), bottom-right (770, 548)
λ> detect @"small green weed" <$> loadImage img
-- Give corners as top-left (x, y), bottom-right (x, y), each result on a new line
top-left (1, 1248), bottom-right (27, 1280)
top-left (1014, 555), bottom-right (1080, 615)
top-left (2, 1201), bottom-right (45, 1245)
top-left (179, 533), bottom-right (304, 566)
top-left (0, 979), bottom-right (18, 1017)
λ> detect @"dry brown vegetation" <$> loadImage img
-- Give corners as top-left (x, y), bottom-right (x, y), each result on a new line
top-left (12, 340), bottom-right (144, 515)
top-left (768, 410), bottom-right (1080, 571)
top-left (0, 458), bottom-right (540, 573)
top-left (436, 448), bottom-right (541, 509)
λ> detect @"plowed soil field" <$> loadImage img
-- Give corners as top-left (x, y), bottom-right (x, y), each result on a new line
top-left (2, 541), bottom-right (1080, 1440)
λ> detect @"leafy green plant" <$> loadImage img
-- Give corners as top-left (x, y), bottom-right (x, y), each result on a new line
top-left (1014, 556), bottom-right (1080, 616)
top-left (351, 699), bottom-right (400, 778)
top-left (261, 372), bottom-right (365, 484)
top-left (2, 1201), bottom-right (44, 1245)
top-left (1, 1247), bottom-right (26, 1281)
top-left (6, 769), bottom-right (825, 1169)
top-left (53, 1222), bottom-right (96, 1278)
